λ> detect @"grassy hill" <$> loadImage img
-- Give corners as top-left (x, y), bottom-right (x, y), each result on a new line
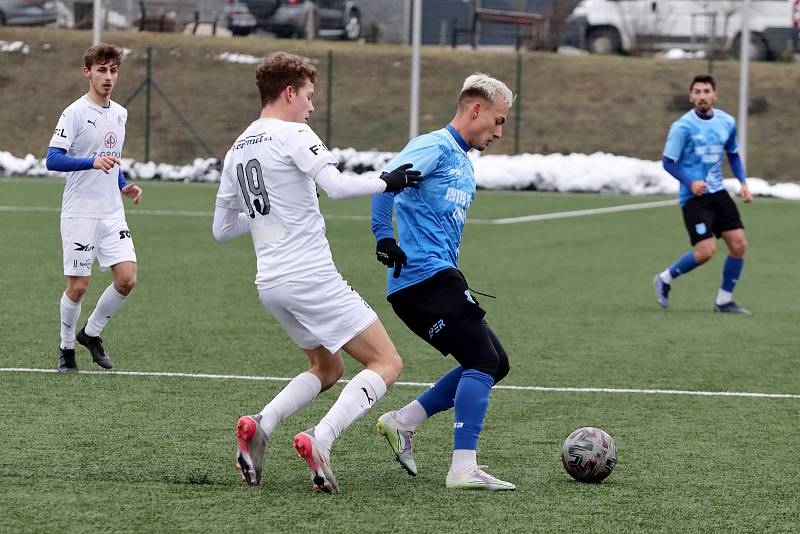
top-left (0, 27), bottom-right (797, 179)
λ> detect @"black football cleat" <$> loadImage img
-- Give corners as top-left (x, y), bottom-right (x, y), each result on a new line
top-left (58, 347), bottom-right (78, 374)
top-left (76, 326), bottom-right (114, 369)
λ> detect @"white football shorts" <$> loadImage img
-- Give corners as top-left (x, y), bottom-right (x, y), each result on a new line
top-left (61, 216), bottom-right (137, 276)
top-left (259, 272), bottom-right (378, 354)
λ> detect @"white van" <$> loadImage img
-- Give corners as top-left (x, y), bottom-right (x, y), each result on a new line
top-left (560, 0), bottom-right (800, 59)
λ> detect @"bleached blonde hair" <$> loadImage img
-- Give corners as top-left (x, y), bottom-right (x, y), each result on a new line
top-left (458, 73), bottom-right (514, 109)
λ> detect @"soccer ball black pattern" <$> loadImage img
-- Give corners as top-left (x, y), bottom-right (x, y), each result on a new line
top-left (561, 427), bottom-right (617, 483)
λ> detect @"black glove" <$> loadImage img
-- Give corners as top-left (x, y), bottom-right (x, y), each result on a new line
top-left (380, 163), bottom-right (422, 193)
top-left (376, 238), bottom-right (407, 278)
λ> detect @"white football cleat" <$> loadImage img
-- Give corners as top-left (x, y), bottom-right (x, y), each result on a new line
top-left (445, 466), bottom-right (516, 491)
top-left (376, 411), bottom-right (417, 476)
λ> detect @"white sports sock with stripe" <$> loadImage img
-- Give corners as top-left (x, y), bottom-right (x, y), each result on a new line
top-left (313, 369), bottom-right (387, 452)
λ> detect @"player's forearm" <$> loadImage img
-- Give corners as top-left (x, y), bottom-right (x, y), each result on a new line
top-left (727, 152), bottom-right (747, 183)
top-left (314, 164), bottom-right (385, 200)
top-left (212, 205), bottom-right (250, 242)
top-left (662, 156), bottom-right (695, 189)
top-left (46, 147), bottom-right (94, 172)
top-left (371, 192), bottom-right (396, 241)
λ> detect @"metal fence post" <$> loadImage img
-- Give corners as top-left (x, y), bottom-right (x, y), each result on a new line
top-left (514, 50), bottom-right (522, 155)
top-left (325, 49), bottom-right (333, 147)
top-left (145, 46), bottom-right (152, 162)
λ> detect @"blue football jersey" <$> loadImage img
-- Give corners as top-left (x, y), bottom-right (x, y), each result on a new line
top-left (372, 126), bottom-right (475, 295)
top-left (663, 108), bottom-right (739, 206)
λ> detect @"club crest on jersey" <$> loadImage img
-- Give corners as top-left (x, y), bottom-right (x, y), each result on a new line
top-left (104, 132), bottom-right (118, 148)
top-left (695, 223), bottom-right (707, 235)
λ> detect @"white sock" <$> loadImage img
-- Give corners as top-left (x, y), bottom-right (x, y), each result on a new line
top-left (259, 371), bottom-right (321, 435)
top-left (659, 270), bottom-right (673, 284)
top-left (394, 400), bottom-right (428, 430)
top-left (85, 284), bottom-right (127, 337)
top-left (60, 292), bottom-right (82, 349)
top-left (716, 288), bottom-right (733, 306)
top-left (450, 449), bottom-right (477, 474)
top-left (314, 369), bottom-right (387, 451)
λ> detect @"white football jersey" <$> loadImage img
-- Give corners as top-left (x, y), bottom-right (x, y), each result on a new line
top-left (216, 118), bottom-right (341, 289)
top-left (49, 95), bottom-right (127, 218)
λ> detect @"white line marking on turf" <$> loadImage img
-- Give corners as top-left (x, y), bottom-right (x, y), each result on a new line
top-left (0, 199), bottom-right (676, 225)
top-left (0, 205), bottom-right (216, 217)
top-left (474, 199), bottom-right (677, 225)
top-left (1, 368), bottom-right (797, 399)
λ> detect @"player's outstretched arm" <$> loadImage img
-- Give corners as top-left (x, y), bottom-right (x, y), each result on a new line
top-left (314, 163), bottom-right (422, 200)
top-left (314, 164), bottom-right (385, 199)
top-left (380, 163), bottom-right (422, 192)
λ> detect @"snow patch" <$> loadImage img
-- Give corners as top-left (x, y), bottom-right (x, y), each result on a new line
top-left (214, 52), bottom-right (261, 64)
top-left (1, 148), bottom-right (798, 200)
top-left (663, 48), bottom-right (707, 60)
top-left (0, 41), bottom-right (30, 54)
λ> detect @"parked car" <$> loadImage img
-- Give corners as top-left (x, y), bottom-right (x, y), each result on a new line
top-left (560, 0), bottom-right (800, 60)
top-left (0, 0), bottom-right (57, 26)
top-left (225, 0), bottom-right (361, 40)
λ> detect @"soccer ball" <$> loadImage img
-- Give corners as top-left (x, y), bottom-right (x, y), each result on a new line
top-left (561, 427), bottom-right (617, 483)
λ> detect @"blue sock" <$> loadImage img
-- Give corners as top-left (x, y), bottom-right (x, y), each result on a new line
top-left (418, 366), bottom-right (463, 417)
top-left (721, 256), bottom-right (744, 293)
top-left (669, 250), bottom-right (700, 279)
top-left (453, 369), bottom-right (495, 451)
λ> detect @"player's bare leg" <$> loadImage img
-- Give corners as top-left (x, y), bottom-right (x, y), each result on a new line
top-left (339, 320), bottom-right (403, 390)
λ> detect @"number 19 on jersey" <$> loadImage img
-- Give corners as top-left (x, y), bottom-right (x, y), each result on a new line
top-left (236, 158), bottom-right (270, 218)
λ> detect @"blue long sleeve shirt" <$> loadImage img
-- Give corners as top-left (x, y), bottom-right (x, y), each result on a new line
top-left (371, 125), bottom-right (475, 295)
top-left (46, 147), bottom-right (127, 189)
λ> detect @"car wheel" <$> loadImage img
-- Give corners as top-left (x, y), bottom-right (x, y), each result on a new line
top-left (587, 27), bottom-right (621, 54)
top-left (343, 10), bottom-right (360, 40)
